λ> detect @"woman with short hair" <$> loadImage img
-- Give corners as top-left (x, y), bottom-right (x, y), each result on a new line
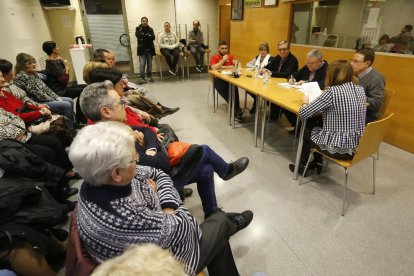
top-left (289, 60), bottom-right (367, 175)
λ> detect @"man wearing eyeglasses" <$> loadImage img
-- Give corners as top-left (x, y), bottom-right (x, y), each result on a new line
top-left (262, 40), bottom-right (299, 121)
top-left (351, 48), bottom-right (385, 123)
top-left (263, 40), bottom-right (298, 78)
top-left (285, 49), bottom-right (328, 133)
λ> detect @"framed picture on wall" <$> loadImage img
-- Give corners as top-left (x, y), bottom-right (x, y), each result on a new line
top-left (245, 0), bottom-right (262, 8)
top-left (263, 0), bottom-right (278, 7)
top-left (231, 0), bottom-right (244, 20)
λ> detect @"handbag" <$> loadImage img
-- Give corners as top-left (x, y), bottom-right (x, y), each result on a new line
top-left (167, 141), bottom-right (191, 166)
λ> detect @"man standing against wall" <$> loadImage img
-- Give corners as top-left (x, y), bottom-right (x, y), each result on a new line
top-left (351, 48), bottom-right (385, 123)
top-left (188, 20), bottom-right (205, 72)
top-left (135, 17), bottom-right (155, 84)
top-left (210, 41), bottom-right (243, 122)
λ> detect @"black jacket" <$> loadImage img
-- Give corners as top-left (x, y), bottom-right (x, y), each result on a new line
top-left (265, 52), bottom-right (298, 78)
top-left (135, 24), bottom-right (155, 56)
top-left (293, 60), bottom-right (329, 89)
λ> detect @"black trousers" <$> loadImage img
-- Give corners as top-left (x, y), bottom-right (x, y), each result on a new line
top-left (26, 134), bottom-right (73, 171)
top-left (214, 78), bottom-right (241, 113)
top-left (160, 48), bottom-right (180, 71)
top-left (131, 127), bottom-right (170, 173)
top-left (196, 212), bottom-right (239, 276)
top-left (65, 85), bottom-right (87, 124)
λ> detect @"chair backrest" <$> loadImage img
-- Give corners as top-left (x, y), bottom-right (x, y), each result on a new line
top-left (351, 113), bottom-right (394, 165)
top-left (65, 206), bottom-right (97, 276)
top-left (378, 88), bottom-right (394, 119)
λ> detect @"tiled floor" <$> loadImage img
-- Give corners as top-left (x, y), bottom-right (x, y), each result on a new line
top-left (68, 73), bottom-right (414, 275)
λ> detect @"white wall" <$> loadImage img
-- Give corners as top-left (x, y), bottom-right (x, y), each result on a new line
top-left (0, 0), bottom-right (52, 64)
top-left (124, 0), bottom-right (218, 73)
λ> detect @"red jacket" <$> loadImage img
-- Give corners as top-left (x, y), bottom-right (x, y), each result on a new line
top-left (0, 89), bottom-right (42, 122)
top-left (87, 106), bottom-right (157, 134)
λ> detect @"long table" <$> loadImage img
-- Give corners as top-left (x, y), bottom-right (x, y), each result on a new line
top-left (209, 68), bottom-right (306, 179)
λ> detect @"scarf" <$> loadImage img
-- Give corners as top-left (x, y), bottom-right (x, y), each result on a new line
top-left (254, 54), bottom-right (271, 69)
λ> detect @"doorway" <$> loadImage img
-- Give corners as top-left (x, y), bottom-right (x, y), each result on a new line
top-left (78, 0), bottom-right (133, 73)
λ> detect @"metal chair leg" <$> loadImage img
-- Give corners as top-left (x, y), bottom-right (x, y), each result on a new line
top-left (299, 154), bottom-right (313, 185)
top-left (372, 156), bottom-right (376, 194)
top-left (342, 168), bottom-right (348, 216)
top-left (244, 90), bottom-right (247, 109)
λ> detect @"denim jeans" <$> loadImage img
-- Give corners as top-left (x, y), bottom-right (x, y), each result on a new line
top-left (139, 52), bottom-right (153, 79)
top-left (46, 97), bottom-right (74, 130)
top-left (176, 145), bottom-right (230, 215)
top-left (190, 45), bottom-right (205, 67)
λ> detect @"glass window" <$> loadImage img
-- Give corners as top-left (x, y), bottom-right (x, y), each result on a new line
top-left (290, 0), bottom-right (414, 55)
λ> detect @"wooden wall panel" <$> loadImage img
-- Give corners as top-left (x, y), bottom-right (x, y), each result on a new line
top-left (229, 5), bottom-right (292, 66)
top-left (291, 44), bottom-right (414, 153)
top-left (229, 4), bottom-right (414, 153)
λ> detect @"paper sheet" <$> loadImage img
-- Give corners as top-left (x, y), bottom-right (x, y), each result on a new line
top-left (278, 82), bottom-right (302, 89)
top-left (301, 82), bottom-right (322, 103)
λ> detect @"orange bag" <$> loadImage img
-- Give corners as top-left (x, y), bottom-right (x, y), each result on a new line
top-left (167, 141), bottom-right (191, 167)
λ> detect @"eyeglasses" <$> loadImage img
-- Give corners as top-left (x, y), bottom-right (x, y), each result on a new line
top-left (306, 60), bottom-right (319, 65)
top-left (350, 59), bottom-right (365, 64)
top-left (108, 98), bottom-right (127, 108)
top-left (25, 61), bottom-right (37, 66)
top-left (278, 48), bottom-right (289, 52)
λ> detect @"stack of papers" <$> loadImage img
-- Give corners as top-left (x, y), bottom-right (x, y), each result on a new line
top-left (301, 82), bottom-right (322, 103)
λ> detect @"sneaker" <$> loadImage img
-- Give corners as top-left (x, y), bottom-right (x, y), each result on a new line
top-left (235, 109), bottom-right (244, 122)
top-left (138, 78), bottom-right (146, 84)
top-left (229, 210), bottom-right (254, 233)
top-left (168, 69), bottom-right (176, 76)
top-left (195, 65), bottom-right (202, 72)
top-left (223, 157), bottom-right (249, 180)
top-left (147, 77), bottom-right (154, 82)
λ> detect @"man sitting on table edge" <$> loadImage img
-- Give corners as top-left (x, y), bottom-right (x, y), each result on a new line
top-left (210, 40), bottom-right (244, 122)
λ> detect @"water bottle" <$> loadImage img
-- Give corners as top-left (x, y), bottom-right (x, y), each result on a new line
top-left (263, 70), bottom-right (269, 85)
top-left (254, 65), bottom-right (259, 79)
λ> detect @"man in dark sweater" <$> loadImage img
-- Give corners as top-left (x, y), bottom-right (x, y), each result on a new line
top-left (69, 122), bottom-right (253, 276)
top-left (285, 49), bottom-right (329, 132)
top-left (351, 48), bottom-right (385, 123)
top-left (263, 40), bottom-right (299, 122)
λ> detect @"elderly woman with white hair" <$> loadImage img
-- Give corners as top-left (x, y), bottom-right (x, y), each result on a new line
top-left (69, 121), bottom-right (253, 276)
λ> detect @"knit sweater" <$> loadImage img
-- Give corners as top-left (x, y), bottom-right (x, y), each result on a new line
top-left (158, 31), bottom-right (179, 50)
top-left (77, 165), bottom-right (202, 275)
top-left (13, 71), bottom-right (60, 102)
top-left (358, 68), bottom-right (385, 121)
top-left (0, 90), bottom-right (42, 123)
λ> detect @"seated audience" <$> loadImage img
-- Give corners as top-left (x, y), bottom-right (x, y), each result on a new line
top-left (42, 41), bottom-right (86, 123)
top-left (91, 244), bottom-right (186, 276)
top-left (158, 22), bottom-right (180, 75)
top-left (0, 108), bottom-right (80, 181)
top-left (390, 24), bottom-right (413, 53)
top-left (69, 121), bottom-right (253, 276)
top-left (246, 42), bottom-right (274, 113)
top-left (286, 49), bottom-right (329, 133)
top-left (373, 34), bottom-right (392, 53)
top-left (13, 53), bottom-right (75, 130)
top-left (263, 40), bottom-right (299, 120)
top-left (0, 59), bottom-right (49, 109)
top-left (188, 20), bottom-right (205, 72)
top-left (289, 60), bottom-right (366, 175)
top-left (350, 48), bottom-right (385, 123)
top-left (79, 82), bottom-right (250, 218)
top-left (91, 49), bottom-right (179, 118)
top-left (210, 40), bottom-right (243, 122)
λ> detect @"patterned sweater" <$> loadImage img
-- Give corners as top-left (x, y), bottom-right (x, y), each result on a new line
top-left (299, 82), bottom-right (366, 154)
top-left (77, 165), bottom-right (202, 275)
top-left (13, 71), bottom-right (60, 102)
top-left (0, 108), bottom-right (31, 143)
